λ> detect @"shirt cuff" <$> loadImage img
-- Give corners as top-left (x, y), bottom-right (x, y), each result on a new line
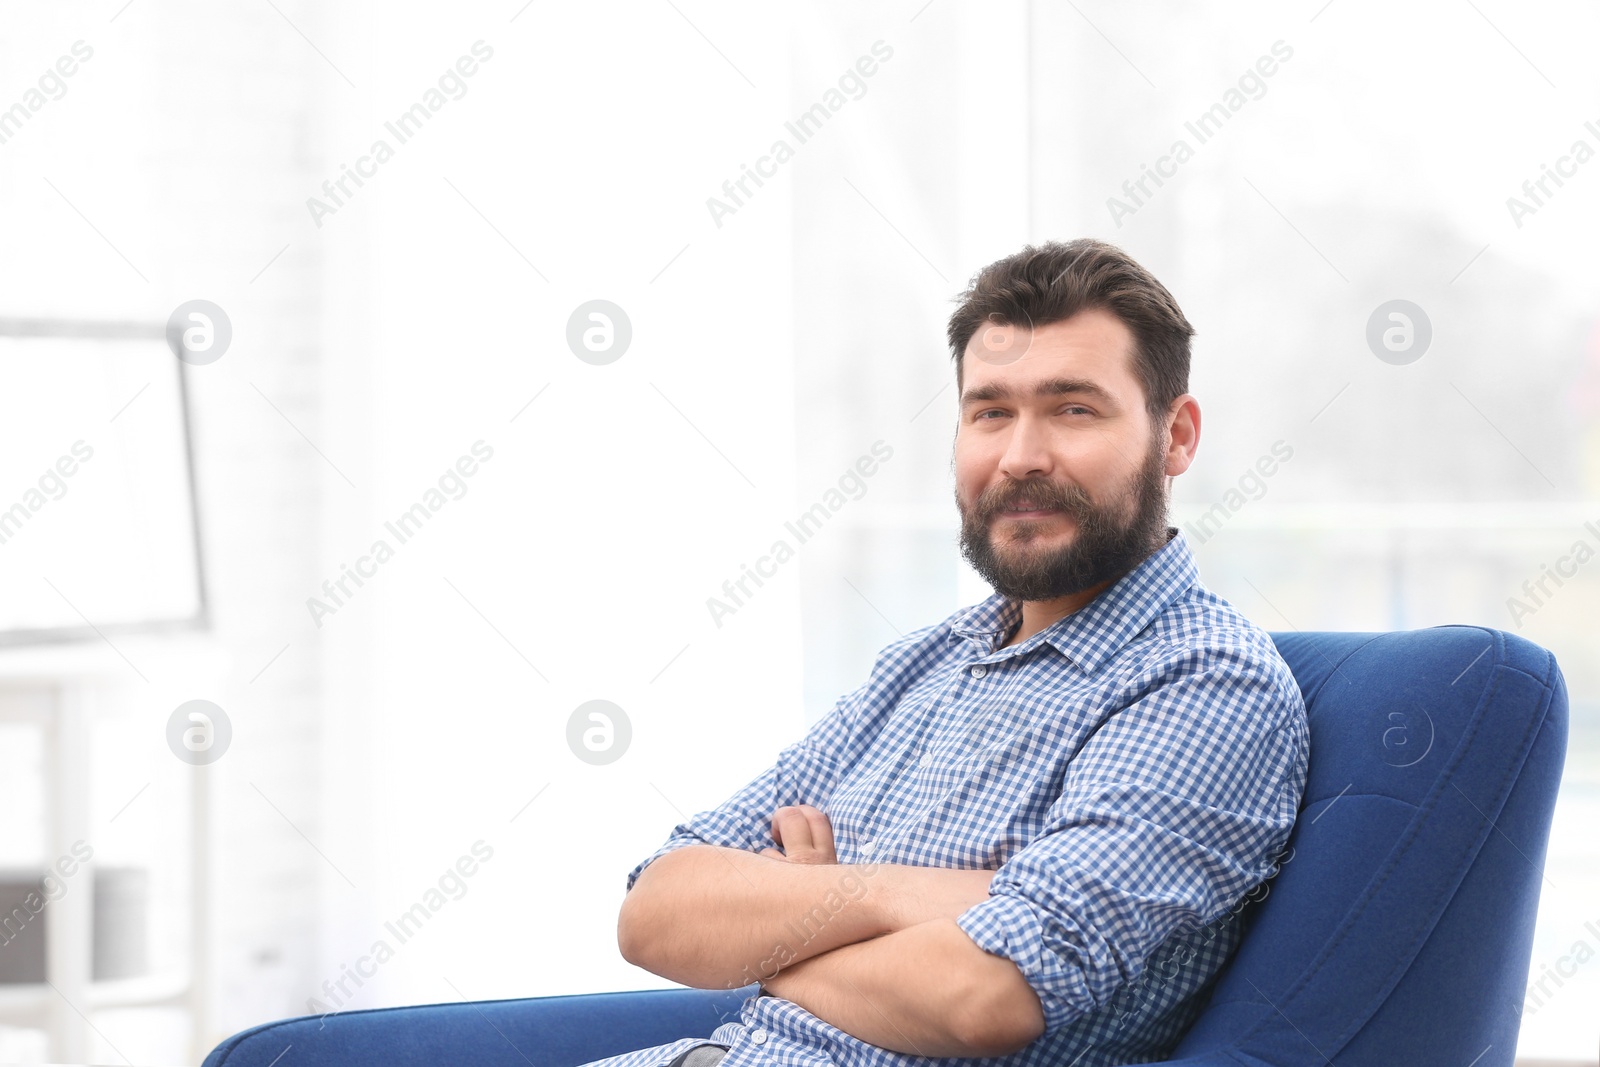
top-left (956, 891), bottom-right (1087, 1035)
top-left (624, 835), bottom-right (708, 893)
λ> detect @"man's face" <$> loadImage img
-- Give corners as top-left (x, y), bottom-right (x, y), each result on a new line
top-left (953, 307), bottom-right (1171, 602)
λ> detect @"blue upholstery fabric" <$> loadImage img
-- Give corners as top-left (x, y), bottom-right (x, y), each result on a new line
top-left (202, 626), bottom-right (1567, 1067)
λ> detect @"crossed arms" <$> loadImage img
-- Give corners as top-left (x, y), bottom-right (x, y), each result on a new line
top-left (616, 803), bottom-right (1048, 1058)
top-left (616, 640), bottom-right (1308, 1057)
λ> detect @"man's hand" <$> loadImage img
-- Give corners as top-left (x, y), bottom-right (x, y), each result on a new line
top-left (756, 805), bottom-right (995, 929)
top-left (758, 804), bottom-right (837, 865)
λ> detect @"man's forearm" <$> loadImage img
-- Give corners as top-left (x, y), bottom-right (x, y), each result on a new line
top-left (759, 918), bottom-right (1046, 1057)
top-left (618, 846), bottom-right (997, 990)
top-left (618, 845), bottom-right (897, 988)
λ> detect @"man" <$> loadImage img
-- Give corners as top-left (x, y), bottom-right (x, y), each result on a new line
top-left (601, 238), bottom-right (1310, 1067)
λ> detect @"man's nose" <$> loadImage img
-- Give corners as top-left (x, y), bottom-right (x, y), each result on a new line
top-left (997, 414), bottom-right (1054, 479)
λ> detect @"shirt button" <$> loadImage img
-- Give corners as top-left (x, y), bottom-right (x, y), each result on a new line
top-left (918, 751), bottom-right (932, 767)
top-left (750, 1028), bottom-right (768, 1044)
top-left (971, 665), bottom-right (987, 678)
top-left (859, 839), bottom-right (875, 856)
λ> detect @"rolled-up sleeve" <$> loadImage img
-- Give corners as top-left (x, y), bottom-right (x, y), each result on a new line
top-left (954, 639), bottom-right (1309, 1035)
top-left (624, 677), bottom-right (874, 893)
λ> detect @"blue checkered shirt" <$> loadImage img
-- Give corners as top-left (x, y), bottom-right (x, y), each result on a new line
top-left (609, 528), bottom-right (1309, 1067)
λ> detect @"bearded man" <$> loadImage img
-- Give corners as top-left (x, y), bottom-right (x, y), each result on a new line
top-left (607, 238), bottom-right (1310, 1067)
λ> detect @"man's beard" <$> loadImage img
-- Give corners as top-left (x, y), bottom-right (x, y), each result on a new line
top-left (956, 434), bottom-right (1170, 602)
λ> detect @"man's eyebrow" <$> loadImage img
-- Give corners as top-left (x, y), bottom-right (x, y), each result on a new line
top-left (960, 376), bottom-right (1116, 409)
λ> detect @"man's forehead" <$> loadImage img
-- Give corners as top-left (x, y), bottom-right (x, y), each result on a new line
top-left (962, 310), bottom-right (1134, 363)
top-left (961, 321), bottom-right (1138, 401)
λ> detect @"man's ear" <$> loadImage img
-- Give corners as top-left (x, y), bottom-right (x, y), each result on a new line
top-left (1163, 395), bottom-right (1201, 477)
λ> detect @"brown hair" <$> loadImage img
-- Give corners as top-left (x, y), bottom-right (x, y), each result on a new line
top-left (946, 238), bottom-right (1194, 421)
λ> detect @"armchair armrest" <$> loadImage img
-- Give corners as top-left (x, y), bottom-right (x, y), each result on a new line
top-left (203, 985), bottom-right (759, 1067)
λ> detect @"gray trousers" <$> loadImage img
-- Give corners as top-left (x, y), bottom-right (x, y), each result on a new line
top-left (667, 1044), bottom-right (730, 1067)
top-left (574, 1026), bottom-right (742, 1067)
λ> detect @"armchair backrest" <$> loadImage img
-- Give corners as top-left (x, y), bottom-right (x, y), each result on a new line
top-left (1168, 626), bottom-right (1567, 1066)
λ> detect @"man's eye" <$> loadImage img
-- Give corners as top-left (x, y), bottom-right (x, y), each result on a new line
top-left (974, 407), bottom-right (1091, 420)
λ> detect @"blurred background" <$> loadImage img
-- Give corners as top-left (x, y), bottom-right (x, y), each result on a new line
top-left (0, 0), bottom-right (1596, 1063)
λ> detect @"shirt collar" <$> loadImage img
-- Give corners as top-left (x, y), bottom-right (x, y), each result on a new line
top-left (948, 526), bottom-right (1199, 674)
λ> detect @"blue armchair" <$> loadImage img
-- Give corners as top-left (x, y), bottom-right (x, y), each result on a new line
top-left (204, 626), bottom-right (1568, 1067)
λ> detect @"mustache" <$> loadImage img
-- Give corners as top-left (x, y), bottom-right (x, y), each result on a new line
top-left (986, 483), bottom-right (1091, 516)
